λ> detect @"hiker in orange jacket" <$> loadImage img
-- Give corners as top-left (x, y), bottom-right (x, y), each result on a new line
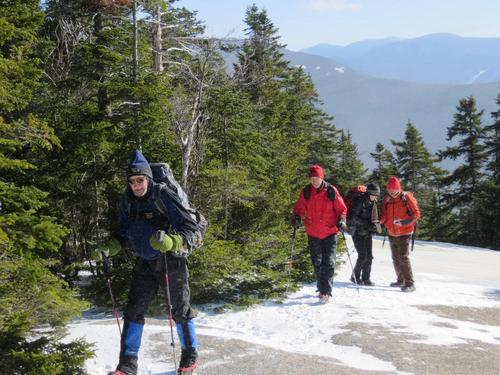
top-left (380, 176), bottom-right (421, 292)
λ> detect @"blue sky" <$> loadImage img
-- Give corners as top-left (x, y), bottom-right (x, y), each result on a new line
top-left (177, 0), bottom-right (500, 50)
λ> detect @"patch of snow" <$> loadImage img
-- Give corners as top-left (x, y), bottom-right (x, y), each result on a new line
top-left (469, 69), bottom-right (487, 83)
top-left (66, 238), bottom-right (500, 374)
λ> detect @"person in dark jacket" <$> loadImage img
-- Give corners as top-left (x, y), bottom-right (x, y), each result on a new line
top-left (347, 183), bottom-right (381, 286)
top-left (93, 150), bottom-right (199, 375)
top-left (292, 165), bottom-right (347, 303)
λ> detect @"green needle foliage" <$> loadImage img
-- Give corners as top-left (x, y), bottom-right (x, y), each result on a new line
top-left (0, 0), bottom-right (92, 372)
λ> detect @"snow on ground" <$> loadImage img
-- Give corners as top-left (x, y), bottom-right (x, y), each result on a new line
top-left (66, 237), bottom-right (500, 374)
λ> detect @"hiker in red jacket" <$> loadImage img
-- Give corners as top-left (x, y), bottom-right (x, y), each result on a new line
top-left (380, 176), bottom-right (421, 292)
top-left (292, 165), bottom-right (347, 303)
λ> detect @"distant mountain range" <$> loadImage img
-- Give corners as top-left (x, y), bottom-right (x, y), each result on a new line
top-left (283, 49), bottom-right (498, 167)
top-left (300, 33), bottom-right (500, 85)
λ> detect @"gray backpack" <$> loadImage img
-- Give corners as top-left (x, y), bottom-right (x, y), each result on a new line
top-left (150, 162), bottom-right (207, 249)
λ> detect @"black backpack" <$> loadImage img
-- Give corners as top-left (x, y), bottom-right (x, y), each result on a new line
top-left (150, 162), bottom-right (207, 249)
top-left (303, 182), bottom-right (336, 201)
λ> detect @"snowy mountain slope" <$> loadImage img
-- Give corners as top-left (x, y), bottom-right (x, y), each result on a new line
top-left (66, 238), bottom-right (500, 374)
top-left (283, 50), bottom-right (498, 168)
top-left (300, 33), bottom-right (500, 84)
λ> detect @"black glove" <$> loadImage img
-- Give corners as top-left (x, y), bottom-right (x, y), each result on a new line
top-left (337, 218), bottom-right (348, 232)
top-left (291, 214), bottom-right (301, 229)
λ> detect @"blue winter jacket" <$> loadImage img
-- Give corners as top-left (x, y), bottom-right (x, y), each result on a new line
top-left (116, 179), bottom-right (197, 260)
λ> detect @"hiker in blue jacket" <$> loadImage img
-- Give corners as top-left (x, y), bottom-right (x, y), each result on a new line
top-left (93, 150), bottom-right (199, 375)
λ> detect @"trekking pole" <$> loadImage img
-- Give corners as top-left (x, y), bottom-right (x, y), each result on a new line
top-left (157, 230), bottom-right (178, 371)
top-left (285, 227), bottom-right (297, 293)
top-left (101, 253), bottom-right (122, 336)
top-left (411, 223), bottom-right (417, 252)
top-left (340, 231), bottom-right (360, 293)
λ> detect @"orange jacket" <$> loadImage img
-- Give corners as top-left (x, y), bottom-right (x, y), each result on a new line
top-left (293, 183), bottom-right (347, 239)
top-left (380, 192), bottom-right (420, 237)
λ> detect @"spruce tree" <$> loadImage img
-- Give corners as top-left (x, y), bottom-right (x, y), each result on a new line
top-left (391, 121), bottom-right (440, 191)
top-left (332, 130), bottom-right (366, 194)
top-left (438, 96), bottom-right (487, 245)
top-left (368, 142), bottom-right (397, 190)
top-left (0, 0), bottom-right (91, 371)
top-left (198, 83), bottom-right (261, 240)
top-left (482, 94), bottom-right (500, 249)
top-left (39, 0), bottom-right (176, 278)
top-left (391, 121), bottom-right (446, 239)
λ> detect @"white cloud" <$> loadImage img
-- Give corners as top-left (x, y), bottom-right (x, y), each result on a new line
top-left (309, 0), bottom-right (362, 12)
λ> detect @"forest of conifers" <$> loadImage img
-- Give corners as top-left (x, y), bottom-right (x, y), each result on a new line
top-left (1, 1), bottom-right (499, 372)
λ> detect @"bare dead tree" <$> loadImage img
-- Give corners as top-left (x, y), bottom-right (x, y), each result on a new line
top-left (163, 39), bottom-right (227, 189)
top-left (146, 2), bottom-right (231, 188)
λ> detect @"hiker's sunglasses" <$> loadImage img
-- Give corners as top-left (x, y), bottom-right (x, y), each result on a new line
top-left (128, 176), bottom-right (147, 185)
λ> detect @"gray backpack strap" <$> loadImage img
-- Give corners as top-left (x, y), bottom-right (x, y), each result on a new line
top-left (152, 183), bottom-right (169, 218)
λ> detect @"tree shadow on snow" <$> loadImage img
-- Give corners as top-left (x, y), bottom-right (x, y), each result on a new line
top-left (334, 280), bottom-right (402, 293)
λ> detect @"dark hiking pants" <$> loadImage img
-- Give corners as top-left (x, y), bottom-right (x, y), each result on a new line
top-left (352, 233), bottom-right (373, 281)
top-left (388, 235), bottom-right (415, 287)
top-left (308, 233), bottom-right (337, 296)
top-left (120, 255), bottom-right (195, 361)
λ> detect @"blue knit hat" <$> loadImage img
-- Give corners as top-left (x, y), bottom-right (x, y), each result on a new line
top-left (127, 150), bottom-right (152, 178)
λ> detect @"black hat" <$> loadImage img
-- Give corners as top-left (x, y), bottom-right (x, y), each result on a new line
top-left (366, 183), bottom-right (380, 196)
top-left (127, 150), bottom-right (153, 179)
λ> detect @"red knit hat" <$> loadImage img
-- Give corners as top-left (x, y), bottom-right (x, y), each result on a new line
top-left (386, 176), bottom-right (401, 190)
top-left (308, 165), bottom-right (324, 179)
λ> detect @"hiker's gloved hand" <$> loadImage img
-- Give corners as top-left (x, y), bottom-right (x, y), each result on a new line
top-left (337, 218), bottom-right (348, 232)
top-left (149, 231), bottom-right (183, 252)
top-left (91, 239), bottom-right (121, 261)
top-left (291, 214), bottom-right (301, 229)
top-left (393, 218), bottom-right (413, 226)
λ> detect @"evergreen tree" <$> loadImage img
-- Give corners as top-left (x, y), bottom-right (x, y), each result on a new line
top-left (391, 121), bottom-right (440, 191)
top-left (332, 130), bottom-right (366, 194)
top-left (234, 4), bottom-right (288, 104)
top-left (438, 96), bottom-right (487, 245)
top-left (481, 94), bottom-right (500, 249)
top-left (391, 121), bottom-right (446, 239)
top-left (197, 83), bottom-right (261, 240)
top-left (38, 0), bottom-right (175, 279)
top-left (368, 142), bottom-right (397, 190)
top-left (0, 0), bottom-right (91, 371)
top-left (233, 4), bottom-right (317, 228)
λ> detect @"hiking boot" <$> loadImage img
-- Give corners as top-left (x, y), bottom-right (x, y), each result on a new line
top-left (178, 348), bottom-right (198, 374)
top-left (318, 294), bottom-right (331, 303)
top-left (363, 280), bottom-right (375, 286)
top-left (390, 281), bottom-right (403, 287)
top-left (350, 275), bottom-right (361, 284)
top-left (114, 356), bottom-right (137, 375)
top-left (401, 285), bottom-right (416, 293)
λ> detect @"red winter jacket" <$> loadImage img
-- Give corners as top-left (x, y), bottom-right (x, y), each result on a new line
top-left (293, 183), bottom-right (347, 239)
top-left (380, 192), bottom-right (421, 237)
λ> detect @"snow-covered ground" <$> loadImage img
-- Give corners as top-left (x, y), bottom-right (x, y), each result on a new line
top-left (66, 237), bottom-right (500, 374)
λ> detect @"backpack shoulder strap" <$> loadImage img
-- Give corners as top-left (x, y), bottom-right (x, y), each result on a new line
top-left (303, 183), bottom-right (336, 201)
top-left (400, 192), bottom-right (413, 216)
top-left (325, 183), bottom-right (336, 201)
top-left (152, 183), bottom-right (169, 218)
top-left (303, 184), bottom-right (312, 200)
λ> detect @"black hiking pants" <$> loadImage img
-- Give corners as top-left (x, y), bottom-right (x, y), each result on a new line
top-left (119, 254), bottom-right (194, 361)
top-left (308, 233), bottom-right (337, 296)
top-left (352, 233), bottom-right (373, 281)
